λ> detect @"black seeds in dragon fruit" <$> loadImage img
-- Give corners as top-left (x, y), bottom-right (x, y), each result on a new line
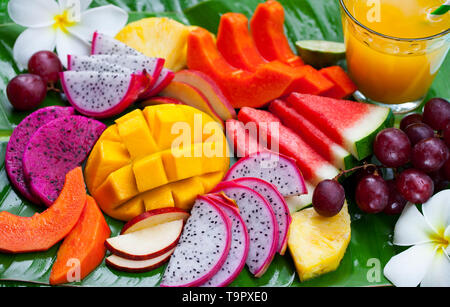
top-left (22, 115), bottom-right (106, 206)
top-left (5, 106), bottom-right (75, 204)
top-left (160, 197), bottom-right (231, 287)
top-left (91, 32), bottom-right (142, 56)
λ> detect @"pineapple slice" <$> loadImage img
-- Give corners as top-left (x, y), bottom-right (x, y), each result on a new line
top-left (115, 18), bottom-right (190, 71)
top-left (288, 204), bottom-right (351, 282)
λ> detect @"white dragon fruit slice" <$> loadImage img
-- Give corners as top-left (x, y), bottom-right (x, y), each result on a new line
top-left (201, 194), bottom-right (249, 287)
top-left (141, 68), bottom-right (175, 99)
top-left (232, 177), bottom-right (291, 255)
top-left (224, 151), bottom-right (307, 197)
top-left (60, 71), bottom-right (149, 119)
top-left (67, 54), bottom-right (164, 89)
top-left (91, 32), bottom-right (142, 56)
top-left (212, 181), bottom-right (278, 278)
top-left (160, 196), bottom-right (232, 287)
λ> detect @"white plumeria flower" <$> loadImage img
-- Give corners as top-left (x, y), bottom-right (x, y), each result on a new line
top-left (8, 0), bottom-right (128, 69)
top-left (384, 189), bottom-right (450, 287)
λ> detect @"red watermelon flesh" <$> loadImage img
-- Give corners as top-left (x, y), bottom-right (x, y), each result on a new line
top-left (226, 119), bottom-right (266, 158)
top-left (269, 99), bottom-right (352, 170)
top-left (238, 107), bottom-right (339, 185)
top-left (286, 93), bottom-right (393, 160)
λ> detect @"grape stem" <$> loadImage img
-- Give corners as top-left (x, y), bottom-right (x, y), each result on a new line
top-left (47, 82), bottom-right (60, 93)
top-left (333, 163), bottom-right (379, 181)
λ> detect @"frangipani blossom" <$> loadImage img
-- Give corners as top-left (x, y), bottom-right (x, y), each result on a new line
top-left (384, 189), bottom-right (450, 287)
top-left (8, 0), bottom-right (128, 69)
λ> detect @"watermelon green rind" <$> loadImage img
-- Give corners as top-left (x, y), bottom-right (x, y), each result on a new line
top-left (352, 108), bottom-right (394, 161)
top-left (343, 153), bottom-right (358, 170)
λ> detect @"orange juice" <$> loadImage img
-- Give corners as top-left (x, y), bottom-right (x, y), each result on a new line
top-left (341, 0), bottom-right (450, 108)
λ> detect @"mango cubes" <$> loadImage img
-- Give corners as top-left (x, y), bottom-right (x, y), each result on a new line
top-left (85, 104), bottom-right (230, 221)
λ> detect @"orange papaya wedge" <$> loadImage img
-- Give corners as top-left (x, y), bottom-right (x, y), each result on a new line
top-left (0, 167), bottom-right (86, 253)
top-left (217, 13), bottom-right (267, 72)
top-left (319, 66), bottom-right (358, 99)
top-left (250, 0), bottom-right (304, 67)
top-left (49, 196), bottom-right (111, 285)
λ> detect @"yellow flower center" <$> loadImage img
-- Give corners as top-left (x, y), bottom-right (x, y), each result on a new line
top-left (53, 11), bottom-right (76, 33)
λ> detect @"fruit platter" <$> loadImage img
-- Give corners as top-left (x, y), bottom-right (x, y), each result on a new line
top-left (0, 0), bottom-right (449, 288)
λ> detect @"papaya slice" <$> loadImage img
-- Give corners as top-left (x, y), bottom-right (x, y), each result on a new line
top-left (49, 196), bottom-right (111, 285)
top-left (187, 28), bottom-right (293, 108)
top-left (217, 13), bottom-right (267, 72)
top-left (0, 167), bottom-right (86, 253)
top-left (319, 66), bottom-right (357, 99)
top-left (250, 0), bottom-right (304, 67)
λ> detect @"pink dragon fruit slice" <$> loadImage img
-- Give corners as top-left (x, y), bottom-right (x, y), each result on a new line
top-left (22, 115), bottom-right (106, 206)
top-left (232, 177), bottom-right (291, 255)
top-left (212, 181), bottom-right (278, 278)
top-left (224, 151), bottom-right (307, 197)
top-left (160, 196), bottom-right (232, 287)
top-left (200, 194), bottom-right (249, 287)
top-left (60, 71), bottom-right (150, 119)
top-left (91, 32), bottom-right (142, 56)
top-left (140, 68), bottom-right (175, 99)
top-left (5, 106), bottom-right (75, 205)
top-left (67, 54), bottom-right (164, 90)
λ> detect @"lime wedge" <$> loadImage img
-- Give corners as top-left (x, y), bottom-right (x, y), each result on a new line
top-left (295, 40), bottom-right (346, 68)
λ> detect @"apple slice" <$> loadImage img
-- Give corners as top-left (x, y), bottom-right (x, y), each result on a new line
top-left (105, 219), bottom-right (183, 260)
top-left (141, 96), bottom-right (184, 107)
top-left (174, 70), bottom-right (236, 120)
top-left (106, 248), bottom-right (174, 273)
top-left (159, 80), bottom-right (224, 127)
top-left (121, 207), bottom-right (189, 235)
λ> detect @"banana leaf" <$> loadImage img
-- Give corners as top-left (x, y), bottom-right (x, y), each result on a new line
top-left (0, 0), bottom-right (448, 287)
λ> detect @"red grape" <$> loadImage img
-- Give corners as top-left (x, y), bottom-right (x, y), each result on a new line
top-left (404, 123), bottom-right (435, 145)
top-left (383, 180), bottom-right (407, 215)
top-left (429, 168), bottom-right (450, 191)
top-left (400, 113), bottom-right (423, 131)
top-left (423, 98), bottom-right (450, 131)
top-left (411, 137), bottom-right (449, 173)
top-left (355, 174), bottom-right (389, 214)
top-left (6, 74), bottom-right (46, 111)
top-left (442, 158), bottom-right (450, 181)
top-left (373, 128), bottom-right (411, 167)
top-left (396, 169), bottom-right (434, 203)
top-left (28, 51), bottom-right (62, 84)
top-left (312, 180), bottom-right (345, 217)
top-left (443, 121), bottom-right (450, 148)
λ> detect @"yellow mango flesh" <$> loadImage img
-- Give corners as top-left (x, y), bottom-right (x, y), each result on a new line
top-left (85, 105), bottom-right (230, 221)
top-left (288, 204), bottom-right (351, 282)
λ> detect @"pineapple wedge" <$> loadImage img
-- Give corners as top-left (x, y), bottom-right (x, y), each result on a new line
top-left (288, 203), bottom-right (351, 282)
top-left (115, 18), bottom-right (190, 71)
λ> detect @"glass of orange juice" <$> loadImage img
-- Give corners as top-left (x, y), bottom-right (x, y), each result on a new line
top-left (340, 0), bottom-right (450, 113)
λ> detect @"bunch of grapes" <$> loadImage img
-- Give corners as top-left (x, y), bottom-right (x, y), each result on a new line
top-left (6, 51), bottom-right (63, 111)
top-left (313, 98), bottom-right (450, 217)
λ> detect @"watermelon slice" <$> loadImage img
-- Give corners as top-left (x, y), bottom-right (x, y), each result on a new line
top-left (238, 107), bottom-right (339, 185)
top-left (269, 99), bottom-right (356, 170)
top-left (286, 93), bottom-right (394, 160)
top-left (225, 119), bottom-right (266, 158)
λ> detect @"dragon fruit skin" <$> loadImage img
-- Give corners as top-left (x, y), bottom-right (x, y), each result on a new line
top-left (67, 54), bottom-right (165, 91)
top-left (140, 68), bottom-right (175, 99)
top-left (60, 71), bottom-right (150, 119)
top-left (22, 115), bottom-right (106, 206)
top-left (212, 181), bottom-right (278, 278)
top-left (91, 32), bottom-right (142, 56)
top-left (160, 196), bottom-right (232, 287)
top-left (5, 106), bottom-right (75, 205)
top-left (200, 194), bottom-right (249, 287)
top-left (232, 177), bottom-right (291, 255)
top-left (224, 151), bottom-right (307, 197)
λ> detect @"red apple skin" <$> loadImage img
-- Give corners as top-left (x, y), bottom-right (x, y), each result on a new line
top-left (174, 70), bottom-right (236, 120)
top-left (105, 249), bottom-right (173, 273)
top-left (105, 228), bottom-right (182, 261)
top-left (121, 207), bottom-right (190, 235)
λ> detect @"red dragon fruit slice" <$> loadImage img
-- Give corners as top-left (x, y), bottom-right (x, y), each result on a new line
top-left (91, 32), bottom-right (142, 56)
top-left (160, 196), bottom-right (232, 287)
top-left (67, 54), bottom-right (164, 90)
top-left (232, 177), bottom-right (291, 255)
top-left (5, 106), bottom-right (75, 205)
top-left (200, 194), bottom-right (249, 287)
top-left (60, 71), bottom-right (150, 118)
top-left (22, 115), bottom-right (106, 206)
top-left (224, 151), bottom-right (307, 197)
top-left (212, 181), bottom-right (278, 277)
top-left (140, 68), bottom-right (175, 99)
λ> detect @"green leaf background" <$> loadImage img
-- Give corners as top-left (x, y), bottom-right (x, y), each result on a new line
top-left (0, 0), bottom-right (448, 287)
